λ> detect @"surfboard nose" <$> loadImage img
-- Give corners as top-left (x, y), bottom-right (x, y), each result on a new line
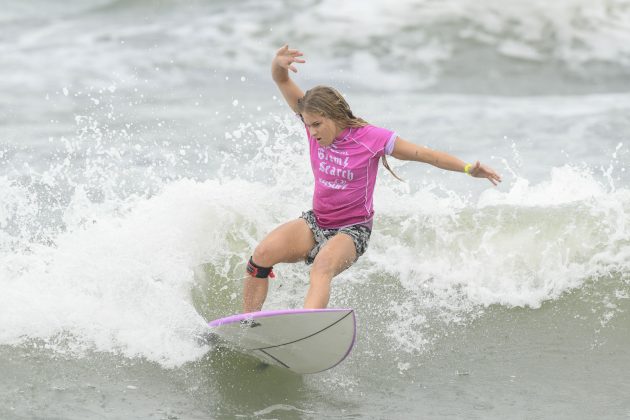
top-left (208, 308), bottom-right (356, 374)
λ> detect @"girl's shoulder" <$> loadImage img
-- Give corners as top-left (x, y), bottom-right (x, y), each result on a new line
top-left (341, 124), bottom-right (395, 156)
top-left (350, 124), bottom-right (394, 142)
top-left (353, 124), bottom-right (391, 134)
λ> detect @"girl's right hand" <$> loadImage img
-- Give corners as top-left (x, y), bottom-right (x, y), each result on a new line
top-left (273, 44), bottom-right (306, 73)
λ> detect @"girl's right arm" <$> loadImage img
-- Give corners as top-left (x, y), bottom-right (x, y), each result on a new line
top-left (271, 44), bottom-right (306, 113)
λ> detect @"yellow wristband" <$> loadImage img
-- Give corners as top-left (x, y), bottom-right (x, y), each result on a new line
top-left (464, 163), bottom-right (472, 176)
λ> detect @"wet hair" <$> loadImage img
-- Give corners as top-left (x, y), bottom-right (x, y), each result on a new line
top-left (297, 85), bottom-right (402, 182)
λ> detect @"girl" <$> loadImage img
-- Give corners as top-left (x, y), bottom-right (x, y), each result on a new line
top-left (243, 45), bottom-right (501, 313)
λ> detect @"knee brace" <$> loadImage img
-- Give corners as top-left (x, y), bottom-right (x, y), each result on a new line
top-left (246, 257), bottom-right (275, 279)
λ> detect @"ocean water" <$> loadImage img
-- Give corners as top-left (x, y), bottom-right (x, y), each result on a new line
top-left (1, 0), bottom-right (629, 419)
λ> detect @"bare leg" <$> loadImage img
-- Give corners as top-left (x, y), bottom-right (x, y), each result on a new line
top-left (243, 219), bottom-right (315, 313)
top-left (243, 278), bottom-right (269, 314)
top-left (304, 233), bottom-right (357, 309)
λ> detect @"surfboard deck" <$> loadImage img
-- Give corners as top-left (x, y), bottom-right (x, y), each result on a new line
top-left (208, 308), bottom-right (356, 374)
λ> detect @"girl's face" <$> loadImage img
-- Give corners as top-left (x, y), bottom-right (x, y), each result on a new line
top-left (302, 111), bottom-right (343, 147)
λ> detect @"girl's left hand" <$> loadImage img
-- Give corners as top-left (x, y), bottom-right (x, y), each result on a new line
top-left (469, 161), bottom-right (502, 186)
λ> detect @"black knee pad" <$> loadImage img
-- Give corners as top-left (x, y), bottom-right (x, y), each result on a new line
top-left (246, 257), bottom-right (275, 279)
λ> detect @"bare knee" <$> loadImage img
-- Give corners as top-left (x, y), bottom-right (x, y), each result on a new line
top-left (251, 220), bottom-right (314, 267)
top-left (310, 257), bottom-right (336, 282)
top-left (310, 251), bottom-right (355, 285)
top-left (251, 242), bottom-right (276, 267)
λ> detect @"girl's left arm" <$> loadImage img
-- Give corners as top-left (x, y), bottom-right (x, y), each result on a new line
top-left (391, 137), bottom-right (502, 186)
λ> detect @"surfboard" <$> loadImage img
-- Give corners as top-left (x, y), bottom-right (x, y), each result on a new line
top-left (208, 308), bottom-right (356, 374)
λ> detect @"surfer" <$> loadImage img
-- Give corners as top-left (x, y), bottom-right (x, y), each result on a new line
top-left (243, 45), bottom-right (502, 313)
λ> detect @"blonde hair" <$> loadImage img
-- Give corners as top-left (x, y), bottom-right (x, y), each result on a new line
top-left (297, 85), bottom-right (402, 182)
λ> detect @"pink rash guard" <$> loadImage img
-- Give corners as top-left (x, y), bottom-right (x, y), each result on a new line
top-left (306, 124), bottom-right (397, 229)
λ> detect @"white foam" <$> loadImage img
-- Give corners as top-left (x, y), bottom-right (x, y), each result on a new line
top-left (367, 164), bottom-right (630, 350)
top-left (1, 154), bottom-right (628, 364)
top-left (0, 177), bottom-right (302, 367)
top-left (477, 165), bottom-right (605, 208)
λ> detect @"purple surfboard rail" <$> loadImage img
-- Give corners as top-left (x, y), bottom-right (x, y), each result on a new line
top-left (208, 308), bottom-right (357, 373)
top-left (209, 308), bottom-right (353, 327)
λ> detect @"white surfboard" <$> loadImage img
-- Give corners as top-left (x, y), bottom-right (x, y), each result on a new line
top-left (208, 308), bottom-right (356, 374)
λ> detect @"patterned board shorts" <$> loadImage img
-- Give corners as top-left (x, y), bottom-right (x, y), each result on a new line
top-left (299, 210), bottom-right (372, 265)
